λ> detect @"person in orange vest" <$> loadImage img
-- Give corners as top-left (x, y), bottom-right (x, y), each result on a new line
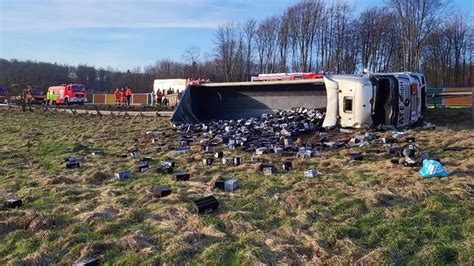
top-left (125, 86), bottom-right (132, 106)
top-left (121, 88), bottom-right (127, 106)
top-left (114, 88), bottom-right (122, 106)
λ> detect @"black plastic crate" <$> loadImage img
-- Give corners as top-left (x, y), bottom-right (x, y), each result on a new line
top-left (138, 160), bottom-right (150, 172)
top-left (203, 158), bottom-right (214, 166)
top-left (214, 151), bottom-right (224, 159)
top-left (65, 158), bottom-right (81, 169)
top-left (282, 161), bottom-right (293, 171)
top-left (73, 258), bottom-right (100, 266)
top-left (161, 160), bottom-right (176, 168)
top-left (129, 148), bottom-right (139, 158)
top-left (175, 172), bottom-right (190, 181)
top-left (4, 198), bottom-right (22, 208)
top-left (263, 166), bottom-right (277, 176)
top-left (214, 179), bottom-right (226, 190)
top-left (157, 165), bottom-right (173, 174)
top-left (349, 152), bottom-right (363, 161)
top-left (193, 196), bottom-right (219, 214)
top-left (156, 185), bottom-right (171, 198)
top-left (259, 163), bottom-right (275, 172)
top-left (115, 170), bottom-right (131, 180)
top-left (233, 156), bottom-right (242, 166)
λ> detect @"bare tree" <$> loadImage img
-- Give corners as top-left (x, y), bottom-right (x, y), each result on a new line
top-left (390, 0), bottom-right (448, 71)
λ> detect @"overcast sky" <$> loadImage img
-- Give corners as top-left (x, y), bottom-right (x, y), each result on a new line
top-left (0, 0), bottom-right (472, 71)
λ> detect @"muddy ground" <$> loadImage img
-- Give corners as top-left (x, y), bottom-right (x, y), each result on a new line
top-left (0, 107), bottom-right (472, 264)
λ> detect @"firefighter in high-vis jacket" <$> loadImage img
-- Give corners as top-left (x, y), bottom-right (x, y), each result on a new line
top-left (46, 91), bottom-right (51, 105)
top-left (51, 91), bottom-right (57, 105)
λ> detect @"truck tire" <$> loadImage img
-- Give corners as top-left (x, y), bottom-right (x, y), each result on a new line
top-left (64, 98), bottom-right (69, 105)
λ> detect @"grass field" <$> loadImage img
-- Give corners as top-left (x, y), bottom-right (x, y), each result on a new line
top-left (0, 107), bottom-right (473, 265)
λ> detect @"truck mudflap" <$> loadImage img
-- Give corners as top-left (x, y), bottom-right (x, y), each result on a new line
top-left (171, 79), bottom-right (329, 124)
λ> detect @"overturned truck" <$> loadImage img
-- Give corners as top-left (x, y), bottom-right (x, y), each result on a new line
top-left (171, 72), bottom-right (427, 128)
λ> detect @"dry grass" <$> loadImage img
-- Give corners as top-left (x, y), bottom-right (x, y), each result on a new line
top-left (0, 107), bottom-right (473, 264)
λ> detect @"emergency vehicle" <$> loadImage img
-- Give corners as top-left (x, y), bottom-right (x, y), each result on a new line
top-left (0, 87), bottom-right (7, 103)
top-left (29, 87), bottom-right (46, 104)
top-left (47, 84), bottom-right (88, 104)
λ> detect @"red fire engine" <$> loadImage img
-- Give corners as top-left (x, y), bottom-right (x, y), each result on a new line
top-left (251, 72), bottom-right (324, 82)
top-left (48, 84), bottom-right (88, 104)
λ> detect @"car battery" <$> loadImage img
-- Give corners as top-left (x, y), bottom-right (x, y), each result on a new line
top-left (65, 157), bottom-right (81, 169)
top-left (296, 150), bottom-right (313, 159)
top-left (403, 158), bottom-right (418, 167)
top-left (129, 148), bottom-right (139, 158)
top-left (204, 146), bottom-right (214, 153)
top-left (200, 138), bottom-right (211, 146)
top-left (251, 155), bottom-right (261, 163)
top-left (214, 178), bottom-right (226, 190)
top-left (145, 131), bottom-right (164, 137)
top-left (175, 147), bottom-right (190, 155)
top-left (155, 185), bottom-right (171, 198)
top-left (175, 172), bottom-right (190, 181)
top-left (203, 158), bottom-right (214, 165)
top-left (193, 196), bottom-right (219, 214)
top-left (224, 179), bottom-right (240, 192)
top-left (401, 144), bottom-right (419, 159)
top-left (263, 165), bottom-right (277, 176)
top-left (221, 135), bottom-right (229, 144)
top-left (233, 156), bottom-right (243, 166)
top-left (115, 170), bottom-right (131, 180)
top-left (273, 147), bottom-right (283, 155)
top-left (349, 152), bottom-right (363, 161)
top-left (222, 157), bottom-right (233, 165)
top-left (73, 258), bottom-right (100, 266)
top-left (259, 163), bottom-right (274, 171)
top-left (235, 138), bottom-right (243, 145)
top-left (255, 147), bottom-right (268, 155)
top-left (92, 150), bottom-right (105, 157)
top-left (214, 151), bottom-right (224, 159)
top-left (4, 198), bottom-right (22, 208)
top-left (304, 169), bottom-right (318, 178)
top-left (138, 160), bottom-right (150, 172)
top-left (161, 160), bottom-right (175, 168)
top-left (240, 142), bottom-right (251, 150)
top-left (284, 137), bottom-right (292, 147)
top-left (382, 137), bottom-right (397, 144)
top-left (157, 165), bottom-right (173, 174)
top-left (282, 161), bottom-right (293, 171)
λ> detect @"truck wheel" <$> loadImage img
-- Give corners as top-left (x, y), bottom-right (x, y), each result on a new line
top-left (64, 98), bottom-right (69, 105)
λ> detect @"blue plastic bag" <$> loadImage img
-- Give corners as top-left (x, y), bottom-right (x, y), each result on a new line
top-left (419, 159), bottom-right (448, 177)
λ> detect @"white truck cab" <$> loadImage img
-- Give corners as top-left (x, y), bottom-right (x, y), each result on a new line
top-left (371, 72), bottom-right (426, 127)
top-left (331, 75), bottom-right (374, 128)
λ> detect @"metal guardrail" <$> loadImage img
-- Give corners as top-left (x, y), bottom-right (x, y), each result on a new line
top-left (429, 91), bottom-right (472, 108)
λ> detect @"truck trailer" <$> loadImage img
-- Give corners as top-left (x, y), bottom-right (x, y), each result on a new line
top-left (171, 72), bottom-right (427, 128)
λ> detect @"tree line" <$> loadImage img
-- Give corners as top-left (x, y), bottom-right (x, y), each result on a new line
top-left (0, 0), bottom-right (472, 94)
